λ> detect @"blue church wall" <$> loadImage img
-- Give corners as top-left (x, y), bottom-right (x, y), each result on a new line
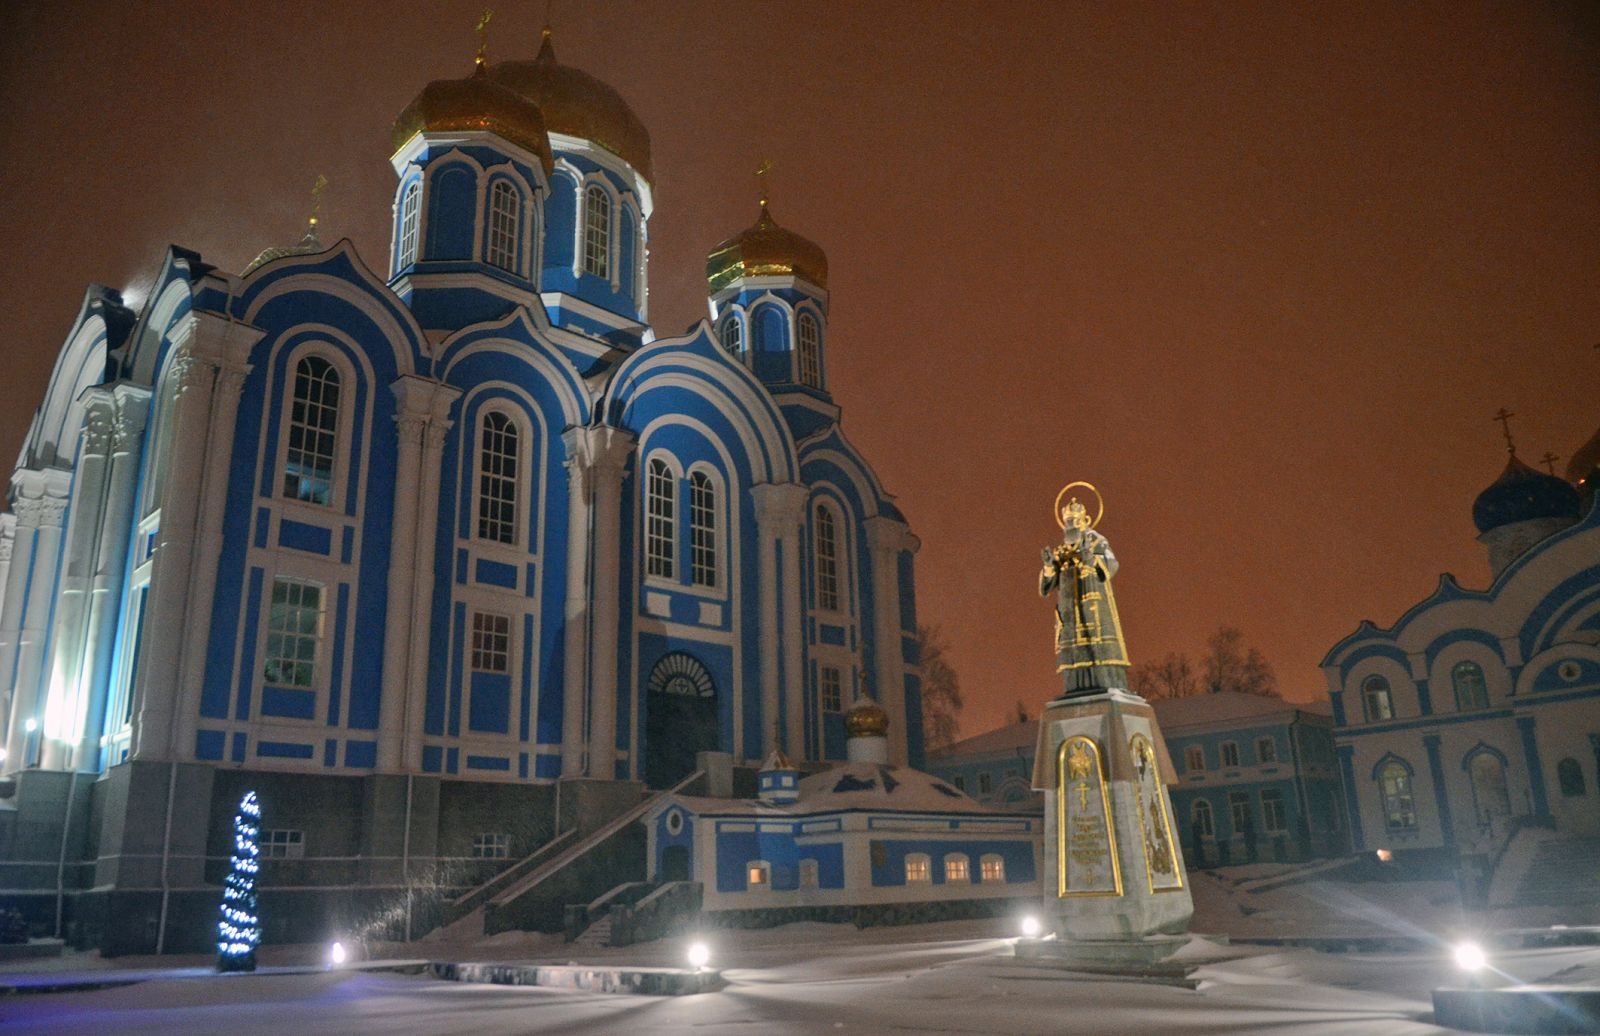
top-left (868, 837), bottom-right (1036, 888)
top-left (1521, 565), bottom-right (1600, 659)
top-left (751, 304), bottom-right (791, 385)
top-left (712, 826), bottom-right (846, 893)
top-left (426, 163), bottom-right (478, 261)
top-left (536, 157), bottom-right (644, 322)
top-left (542, 170), bottom-right (577, 273)
top-left (619, 207), bottom-right (637, 304)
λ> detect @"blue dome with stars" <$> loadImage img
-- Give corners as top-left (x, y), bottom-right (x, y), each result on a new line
top-left (1472, 454), bottom-right (1581, 534)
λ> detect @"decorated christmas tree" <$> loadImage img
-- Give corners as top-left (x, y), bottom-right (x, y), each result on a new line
top-left (216, 790), bottom-right (262, 972)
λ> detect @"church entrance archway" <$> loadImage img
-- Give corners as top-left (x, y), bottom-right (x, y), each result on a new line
top-left (1469, 751), bottom-right (1511, 828)
top-left (645, 652), bottom-right (719, 789)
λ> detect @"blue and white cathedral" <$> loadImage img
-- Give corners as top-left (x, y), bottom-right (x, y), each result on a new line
top-left (0, 29), bottom-right (922, 952)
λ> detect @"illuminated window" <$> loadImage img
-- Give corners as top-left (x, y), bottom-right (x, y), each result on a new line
top-left (1185, 746), bottom-right (1205, 772)
top-left (797, 313), bottom-right (821, 387)
top-left (398, 181), bottom-right (421, 269)
top-left (1261, 789), bottom-right (1287, 832)
top-left (282, 355), bottom-right (340, 506)
top-left (799, 858), bottom-right (819, 888)
top-left (1192, 799), bottom-right (1214, 838)
top-left (1221, 742), bottom-right (1240, 768)
top-left (904, 854), bottom-right (931, 883)
top-left (689, 471), bottom-right (717, 587)
top-left (1256, 737), bottom-right (1277, 764)
top-left (944, 855), bottom-right (970, 883)
top-left (820, 666), bottom-right (843, 713)
top-left (262, 829), bottom-right (304, 860)
top-left (646, 459), bottom-right (675, 579)
top-left (583, 184), bottom-right (610, 278)
top-left (472, 832), bottom-right (510, 859)
top-left (264, 579), bottom-right (323, 689)
top-left (1362, 676), bottom-right (1394, 722)
top-left (746, 861), bottom-right (770, 888)
top-left (477, 411), bottom-right (519, 544)
top-left (487, 180), bottom-right (520, 273)
top-left (814, 505), bottom-right (840, 611)
top-left (980, 855), bottom-right (1005, 882)
top-left (470, 611), bottom-right (510, 674)
top-left (1378, 761), bottom-right (1417, 832)
top-left (1452, 661), bottom-right (1488, 712)
top-left (720, 314), bottom-right (742, 354)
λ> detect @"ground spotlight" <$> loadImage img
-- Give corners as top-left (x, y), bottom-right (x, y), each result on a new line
top-left (329, 940), bottom-right (348, 967)
top-left (1375, 848), bottom-right (1393, 862)
top-left (686, 941), bottom-right (711, 971)
top-left (23, 718), bottom-right (36, 733)
top-left (1452, 941), bottom-right (1486, 972)
top-left (1020, 915), bottom-right (1042, 938)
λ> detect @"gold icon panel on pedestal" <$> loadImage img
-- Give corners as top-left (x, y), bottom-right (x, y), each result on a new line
top-left (1129, 733), bottom-right (1185, 894)
top-left (1055, 735), bottom-right (1122, 898)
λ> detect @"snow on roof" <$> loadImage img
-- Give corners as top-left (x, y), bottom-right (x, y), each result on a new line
top-left (663, 763), bottom-right (999, 818)
top-left (926, 720), bottom-right (1035, 762)
top-left (1152, 691), bottom-right (1328, 731)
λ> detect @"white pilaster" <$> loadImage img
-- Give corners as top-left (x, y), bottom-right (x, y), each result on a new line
top-left (380, 376), bottom-right (435, 771)
top-left (866, 516), bottom-right (918, 765)
top-left (580, 426), bottom-right (634, 779)
top-left (753, 483), bottom-right (809, 760)
top-left (400, 385), bottom-right (461, 771)
top-left (2, 469), bottom-right (72, 769)
top-left (559, 427), bottom-right (595, 777)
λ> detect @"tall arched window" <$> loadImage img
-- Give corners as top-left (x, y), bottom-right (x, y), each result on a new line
top-left (797, 313), bottom-right (821, 388)
top-left (282, 355), bottom-right (341, 506)
top-left (398, 180), bottom-right (421, 270)
top-left (1451, 661), bottom-right (1488, 711)
top-left (1192, 799), bottom-right (1214, 838)
top-left (689, 470), bottom-right (717, 588)
top-left (477, 411), bottom-right (519, 544)
top-left (646, 458), bottom-right (675, 579)
top-left (1378, 761), bottom-right (1416, 832)
top-left (1558, 757), bottom-right (1587, 797)
top-left (720, 315), bottom-right (743, 355)
top-left (583, 185), bottom-right (611, 278)
top-left (1361, 676), bottom-right (1394, 722)
top-left (487, 180), bottom-right (520, 273)
top-left (814, 505), bottom-right (840, 611)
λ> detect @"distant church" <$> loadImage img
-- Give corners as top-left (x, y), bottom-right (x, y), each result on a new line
top-left (0, 27), bottom-right (922, 952)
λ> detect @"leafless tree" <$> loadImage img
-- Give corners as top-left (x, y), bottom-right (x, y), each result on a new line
top-left (917, 625), bottom-right (964, 752)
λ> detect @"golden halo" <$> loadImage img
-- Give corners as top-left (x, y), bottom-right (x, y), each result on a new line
top-left (1054, 481), bottom-right (1104, 530)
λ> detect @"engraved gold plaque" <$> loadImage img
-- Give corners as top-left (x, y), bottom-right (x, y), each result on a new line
top-left (1056, 734), bottom-right (1122, 898)
top-left (1129, 733), bottom-right (1184, 894)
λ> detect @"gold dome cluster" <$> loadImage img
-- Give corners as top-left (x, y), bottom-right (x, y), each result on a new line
top-left (489, 31), bottom-right (653, 183)
top-left (843, 696), bottom-right (890, 739)
top-left (706, 204), bottom-right (829, 295)
top-left (392, 62), bottom-right (556, 176)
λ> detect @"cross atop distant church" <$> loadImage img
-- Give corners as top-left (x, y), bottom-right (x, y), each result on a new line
top-left (475, 9), bottom-right (494, 68)
top-left (756, 159), bottom-right (774, 209)
top-left (1492, 407), bottom-right (1517, 455)
top-left (1540, 451), bottom-right (1560, 475)
top-left (307, 175), bottom-right (328, 235)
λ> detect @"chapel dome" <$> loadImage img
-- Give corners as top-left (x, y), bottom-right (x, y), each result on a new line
top-left (1472, 453), bottom-right (1581, 534)
top-left (843, 695), bottom-right (890, 739)
top-left (392, 62), bottom-right (555, 176)
top-left (489, 30), bottom-right (653, 183)
top-left (706, 204), bottom-right (829, 294)
top-left (1565, 424), bottom-right (1600, 496)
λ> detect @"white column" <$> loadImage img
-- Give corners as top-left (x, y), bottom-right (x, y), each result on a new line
top-left (71, 388), bottom-right (149, 769)
top-left (866, 516), bottom-right (918, 765)
top-left (401, 385), bottom-right (460, 771)
top-left (582, 427), bottom-right (634, 779)
top-left (379, 377), bottom-right (433, 771)
top-left (0, 503), bottom-right (37, 767)
top-left (559, 427), bottom-right (596, 778)
top-left (751, 483), bottom-right (806, 759)
top-left (2, 470), bottom-right (71, 768)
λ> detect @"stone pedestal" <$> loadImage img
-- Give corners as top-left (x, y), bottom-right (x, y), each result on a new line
top-left (1030, 688), bottom-right (1193, 952)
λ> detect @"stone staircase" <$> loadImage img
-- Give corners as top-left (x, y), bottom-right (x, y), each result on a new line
top-left (571, 914), bottom-right (613, 949)
top-left (1515, 836), bottom-right (1600, 906)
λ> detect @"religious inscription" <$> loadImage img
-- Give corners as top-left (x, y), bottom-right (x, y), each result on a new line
top-left (1129, 732), bottom-right (1184, 893)
top-left (1056, 735), bottom-right (1122, 898)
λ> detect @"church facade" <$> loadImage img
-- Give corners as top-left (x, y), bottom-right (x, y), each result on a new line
top-left (0, 32), bottom-right (922, 952)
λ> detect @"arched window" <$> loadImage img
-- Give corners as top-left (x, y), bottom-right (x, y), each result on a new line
top-left (944, 854), bottom-right (970, 883)
top-left (486, 180), bottom-right (520, 273)
top-left (282, 355), bottom-right (341, 506)
top-left (398, 180), bottom-right (421, 270)
top-left (1452, 661), bottom-right (1488, 711)
top-left (1192, 799), bottom-right (1214, 838)
top-left (1185, 746), bottom-right (1205, 772)
top-left (1362, 676), bottom-right (1394, 722)
top-left (814, 505), bottom-right (840, 611)
top-left (720, 315), bottom-right (743, 355)
top-left (797, 312), bottom-right (821, 388)
top-left (646, 458), bottom-right (675, 579)
top-left (1558, 757), bottom-right (1587, 797)
top-left (583, 184), bottom-right (610, 278)
top-left (477, 411), bottom-right (519, 544)
top-left (979, 854), bottom-right (1006, 882)
top-left (1378, 761), bottom-right (1417, 832)
top-left (689, 470), bottom-right (717, 588)
top-left (904, 853), bottom-right (931, 884)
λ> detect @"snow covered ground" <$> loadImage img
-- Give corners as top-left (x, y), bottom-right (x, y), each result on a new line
top-left (4, 873), bottom-right (1597, 1035)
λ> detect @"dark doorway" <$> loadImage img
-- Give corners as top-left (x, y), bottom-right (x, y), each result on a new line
top-left (661, 844), bottom-right (690, 882)
top-left (645, 652), bottom-right (720, 789)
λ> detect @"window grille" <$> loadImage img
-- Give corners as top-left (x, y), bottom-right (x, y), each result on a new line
top-left (646, 459), bottom-right (675, 578)
top-left (583, 185), bottom-right (610, 278)
top-left (471, 611), bottom-right (511, 674)
top-left (477, 412), bottom-right (519, 544)
top-left (264, 579), bottom-right (323, 689)
top-left (814, 506), bottom-right (840, 611)
top-left (689, 471), bottom-right (717, 587)
top-left (282, 356), bottom-right (340, 505)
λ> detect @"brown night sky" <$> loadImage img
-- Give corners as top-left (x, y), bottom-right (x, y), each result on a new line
top-left (1, 2), bottom-right (1597, 740)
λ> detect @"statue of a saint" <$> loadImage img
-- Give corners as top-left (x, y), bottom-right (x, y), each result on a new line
top-left (1040, 486), bottom-right (1129, 697)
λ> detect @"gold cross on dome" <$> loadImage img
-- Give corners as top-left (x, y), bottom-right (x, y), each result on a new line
top-left (756, 159), bottom-right (774, 208)
top-left (1492, 407), bottom-right (1517, 455)
top-left (475, 9), bottom-right (494, 68)
top-left (308, 174), bottom-right (328, 231)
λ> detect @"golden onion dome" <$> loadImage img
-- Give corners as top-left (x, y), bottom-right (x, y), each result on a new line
top-left (392, 62), bottom-right (555, 176)
top-left (706, 204), bottom-right (829, 295)
top-left (844, 695), bottom-right (890, 739)
top-left (489, 30), bottom-right (653, 183)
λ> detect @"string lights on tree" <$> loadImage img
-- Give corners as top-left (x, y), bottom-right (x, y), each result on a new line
top-left (216, 790), bottom-right (262, 973)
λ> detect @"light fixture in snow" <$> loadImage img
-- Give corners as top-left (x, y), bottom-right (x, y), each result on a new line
top-left (1020, 916), bottom-right (1042, 938)
top-left (1375, 848), bottom-right (1393, 862)
top-left (329, 941), bottom-right (348, 967)
top-left (687, 941), bottom-right (711, 970)
top-left (23, 718), bottom-right (37, 733)
top-left (1452, 942), bottom-right (1487, 972)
